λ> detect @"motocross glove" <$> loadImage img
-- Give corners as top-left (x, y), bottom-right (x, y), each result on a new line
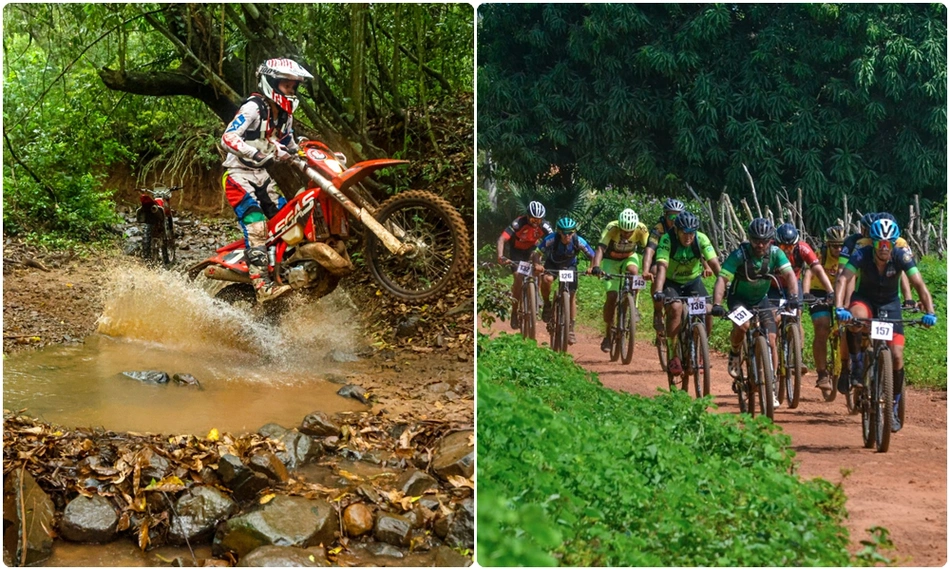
top-left (275, 146), bottom-right (294, 162)
top-left (835, 308), bottom-right (853, 322)
top-left (922, 313), bottom-right (937, 327)
top-left (711, 304), bottom-right (726, 317)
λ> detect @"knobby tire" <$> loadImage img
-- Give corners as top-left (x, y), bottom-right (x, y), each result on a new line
top-left (691, 323), bottom-right (711, 398)
top-left (876, 348), bottom-right (894, 452)
top-left (520, 279), bottom-right (538, 341)
top-left (785, 325), bottom-right (803, 409)
top-left (754, 335), bottom-right (775, 420)
top-left (620, 293), bottom-right (636, 365)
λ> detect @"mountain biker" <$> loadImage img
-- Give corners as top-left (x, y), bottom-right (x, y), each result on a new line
top-left (533, 217), bottom-right (596, 345)
top-left (835, 212), bottom-right (916, 390)
top-left (650, 211), bottom-right (721, 375)
top-left (589, 208), bottom-right (649, 352)
top-left (712, 218), bottom-right (799, 410)
top-left (497, 201), bottom-right (554, 328)
top-left (643, 199), bottom-right (694, 345)
top-left (221, 58), bottom-right (314, 303)
top-left (834, 218), bottom-right (936, 432)
top-left (808, 225), bottom-right (847, 397)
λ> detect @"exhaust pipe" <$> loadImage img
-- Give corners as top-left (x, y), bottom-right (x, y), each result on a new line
top-left (289, 242), bottom-right (354, 276)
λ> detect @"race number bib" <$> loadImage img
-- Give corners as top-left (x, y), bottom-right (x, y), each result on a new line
top-left (559, 269), bottom-right (575, 283)
top-left (516, 261), bottom-right (532, 276)
top-left (870, 321), bottom-right (894, 341)
top-left (688, 296), bottom-right (707, 316)
top-left (629, 275), bottom-right (646, 290)
top-left (728, 306), bottom-right (753, 326)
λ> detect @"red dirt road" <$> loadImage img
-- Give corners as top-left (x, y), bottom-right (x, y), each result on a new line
top-left (485, 319), bottom-right (947, 566)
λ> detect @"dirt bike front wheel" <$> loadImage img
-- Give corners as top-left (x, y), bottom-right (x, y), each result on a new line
top-left (365, 190), bottom-right (470, 304)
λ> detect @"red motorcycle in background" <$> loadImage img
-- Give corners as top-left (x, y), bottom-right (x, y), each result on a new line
top-left (187, 139), bottom-right (470, 305)
top-left (136, 183), bottom-right (181, 266)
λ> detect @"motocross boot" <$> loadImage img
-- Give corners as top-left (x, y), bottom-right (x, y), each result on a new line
top-left (246, 246), bottom-right (291, 303)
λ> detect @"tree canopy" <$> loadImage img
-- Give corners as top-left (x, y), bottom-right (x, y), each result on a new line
top-left (3, 3), bottom-right (473, 242)
top-left (478, 4), bottom-right (946, 229)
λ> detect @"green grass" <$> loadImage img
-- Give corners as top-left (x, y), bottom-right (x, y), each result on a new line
top-left (477, 334), bottom-right (887, 566)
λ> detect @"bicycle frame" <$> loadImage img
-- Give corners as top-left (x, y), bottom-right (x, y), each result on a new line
top-left (723, 305), bottom-right (776, 419)
top-left (544, 268), bottom-right (577, 353)
top-left (664, 295), bottom-right (711, 398)
top-left (601, 272), bottom-right (644, 364)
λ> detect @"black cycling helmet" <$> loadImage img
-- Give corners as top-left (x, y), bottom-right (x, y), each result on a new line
top-left (878, 211), bottom-right (897, 223)
top-left (775, 223), bottom-right (799, 245)
top-left (860, 212), bottom-right (881, 229)
top-left (663, 198), bottom-right (685, 213)
top-left (674, 211), bottom-right (700, 233)
top-left (825, 225), bottom-right (847, 244)
top-left (748, 217), bottom-right (775, 241)
top-left (556, 217), bottom-right (578, 233)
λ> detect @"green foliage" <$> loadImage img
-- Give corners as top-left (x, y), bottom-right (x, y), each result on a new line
top-left (478, 334), bottom-right (864, 566)
top-left (479, 4), bottom-right (947, 231)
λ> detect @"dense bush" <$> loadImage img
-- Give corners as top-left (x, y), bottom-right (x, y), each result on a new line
top-left (478, 333), bottom-right (860, 566)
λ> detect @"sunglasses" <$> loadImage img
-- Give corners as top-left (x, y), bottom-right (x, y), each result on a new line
top-left (873, 239), bottom-right (893, 251)
top-left (528, 216), bottom-right (542, 224)
top-left (750, 238), bottom-right (770, 246)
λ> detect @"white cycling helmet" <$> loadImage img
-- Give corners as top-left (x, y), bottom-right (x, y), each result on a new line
top-left (528, 201), bottom-right (546, 219)
top-left (618, 208), bottom-right (639, 231)
top-left (257, 58), bottom-right (314, 114)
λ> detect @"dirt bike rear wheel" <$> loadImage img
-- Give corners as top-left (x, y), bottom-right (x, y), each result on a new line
top-left (214, 283), bottom-right (290, 323)
top-left (163, 216), bottom-right (176, 265)
top-left (365, 190), bottom-right (470, 304)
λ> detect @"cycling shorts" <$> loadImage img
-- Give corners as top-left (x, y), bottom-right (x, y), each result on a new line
top-left (849, 295), bottom-right (905, 346)
top-left (544, 260), bottom-right (580, 293)
top-left (726, 295), bottom-right (777, 334)
top-left (601, 256), bottom-right (640, 294)
top-left (808, 290), bottom-right (833, 320)
top-left (662, 277), bottom-right (708, 301)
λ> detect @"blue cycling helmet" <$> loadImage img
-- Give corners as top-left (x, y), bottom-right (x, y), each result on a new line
top-left (870, 218), bottom-right (900, 243)
top-left (556, 217), bottom-right (578, 233)
top-left (860, 212), bottom-right (881, 229)
top-left (775, 223), bottom-right (799, 245)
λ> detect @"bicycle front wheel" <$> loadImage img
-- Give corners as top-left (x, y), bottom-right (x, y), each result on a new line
top-left (754, 335), bottom-right (775, 420)
top-left (784, 325), bottom-right (802, 409)
top-left (875, 348), bottom-right (894, 452)
top-left (824, 327), bottom-right (840, 403)
top-left (691, 323), bottom-right (711, 398)
top-left (550, 289), bottom-right (570, 353)
top-left (520, 280), bottom-right (538, 341)
top-left (620, 293), bottom-right (637, 365)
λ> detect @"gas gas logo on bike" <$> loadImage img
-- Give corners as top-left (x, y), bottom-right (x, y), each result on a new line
top-left (306, 149), bottom-right (326, 162)
top-left (273, 191), bottom-right (317, 234)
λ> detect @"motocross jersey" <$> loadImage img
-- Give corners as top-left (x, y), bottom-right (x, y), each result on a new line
top-left (845, 244), bottom-right (919, 305)
top-left (222, 94), bottom-right (297, 170)
top-left (646, 217), bottom-right (675, 251)
top-left (598, 220), bottom-right (649, 259)
top-left (720, 243), bottom-right (792, 304)
top-left (536, 233), bottom-right (596, 268)
top-left (655, 231), bottom-right (717, 283)
top-left (500, 216), bottom-right (554, 252)
top-left (769, 241), bottom-right (819, 292)
top-left (809, 246), bottom-right (839, 292)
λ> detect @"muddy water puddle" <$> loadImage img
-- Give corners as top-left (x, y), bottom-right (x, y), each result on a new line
top-left (3, 266), bottom-right (368, 435)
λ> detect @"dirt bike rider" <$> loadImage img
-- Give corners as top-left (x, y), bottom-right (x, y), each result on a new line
top-left (834, 212), bottom-right (916, 390)
top-left (497, 201), bottom-right (554, 329)
top-left (533, 217), bottom-right (596, 345)
top-left (221, 58), bottom-right (314, 303)
top-left (589, 208), bottom-right (649, 352)
top-left (650, 211), bottom-right (721, 375)
top-left (712, 218), bottom-right (798, 410)
top-left (834, 218), bottom-right (936, 432)
top-left (808, 225), bottom-right (847, 397)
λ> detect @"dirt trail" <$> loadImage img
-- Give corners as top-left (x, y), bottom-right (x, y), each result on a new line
top-left (486, 319), bottom-right (947, 566)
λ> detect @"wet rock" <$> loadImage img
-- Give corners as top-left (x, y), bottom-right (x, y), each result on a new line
top-left (169, 486), bottom-right (236, 545)
top-left (299, 412), bottom-right (341, 437)
top-left (395, 314), bottom-right (421, 337)
top-left (441, 498), bottom-right (474, 550)
top-left (213, 495), bottom-right (338, 559)
top-left (396, 469), bottom-right (438, 496)
top-left (342, 503), bottom-right (374, 537)
top-left (433, 545), bottom-right (473, 566)
top-left (216, 454), bottom-right (270, 502)
top-left (141, 453), bottom-right (170, 483)
top-left (122, 370), bottom-right (170, 384)
top-left (410, 528), bottom-right (439, 550)
top-left (326, 349), bottom-right (359, 363)
top-left (378, 349), bottom-right (396, 360)
top-left (431, 430), bottom-right (474, 481)
top-left (238, 545), bottom-right (329, 567)
top-left (374, 512), bottom-right (412, 547)
top-left (336, 384), bottom-right (370, 404)
top-left (264, 428), bottom-right (322, 470)
top-left (363, 542), bottom-right (405, 558)
top-left (257, 423), bottom-right (288, 440)
top-left (418, 495), bottom-right (443, 513)
top-left (3, 469), bottom-right (55, 566)
top-left (324, 373), bottom-right (348, 385)
top-left (247, 451), bottom-right (289, 483)
top-left (357, 483), bottom-right (382, 505)
top-left (59, 495), bottom-right (119, 543)
top-left (172, 373), bottom-right (201, 388)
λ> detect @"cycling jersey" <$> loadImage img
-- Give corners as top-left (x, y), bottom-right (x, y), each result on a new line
top-left (845, 244), bottom-right (919, 305)
top-left (809, 245), bottom-right (839, 292)
top-left (720, 243), bottom-right (792, 304)
top-left (838, 232), bottom-right (863, 267)
top-left (537, 233), bottom-right (596, 269)
top-left (598, 220), bottom-right (649, 260)
top-left (500, 216), bottom-right (554, 252)
top-left (769, 241), bottom-right (819, 292)
top-left (646, 217), bottom-right (675, 251)
top-left (655, 231), bottom-right (716, 283)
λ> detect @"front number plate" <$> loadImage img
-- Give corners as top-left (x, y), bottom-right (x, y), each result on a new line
top-left (559, 270), bottom-right (575, 283)
top-left (870, 321), bottom-right (894, 341)
top-left (728, 306), bottom-right (753, 326)
top-left (517, 261), bottom-right (532, 276)
top-left (688, 296), bottom-right (707, 315)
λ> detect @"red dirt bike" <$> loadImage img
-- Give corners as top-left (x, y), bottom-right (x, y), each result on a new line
top-left (136, 183), bottom-right (181, 266)
top-left (186, 140), bottom-right (470, 306)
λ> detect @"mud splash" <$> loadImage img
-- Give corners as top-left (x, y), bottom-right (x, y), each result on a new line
top-left (4, 265), bottom-right (369, 435)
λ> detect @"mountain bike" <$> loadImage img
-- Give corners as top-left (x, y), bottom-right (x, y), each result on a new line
top-left (843, 310), bottom-right (925, 452)
top-left (502, 259), bottom-right (541, 341)
top-left (819, 311), bottom-right (841, 403)
top-left (775, 298), bottom-right (805, 409)
top-left (663, 295), bottom-right (711, 398)
top-left (545, 268), bottom-right (577, 353)
top-left (600, 272), bottom-right (644, 364)
top-left (721, 304), bottom-right (776, 420)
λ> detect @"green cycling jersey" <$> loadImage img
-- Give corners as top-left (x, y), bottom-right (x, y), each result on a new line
top-left (655, 231), bottom-right (717, 282)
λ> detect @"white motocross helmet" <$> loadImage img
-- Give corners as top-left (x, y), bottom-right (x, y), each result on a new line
top-left (257, 58), bottom-right (314, 114)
